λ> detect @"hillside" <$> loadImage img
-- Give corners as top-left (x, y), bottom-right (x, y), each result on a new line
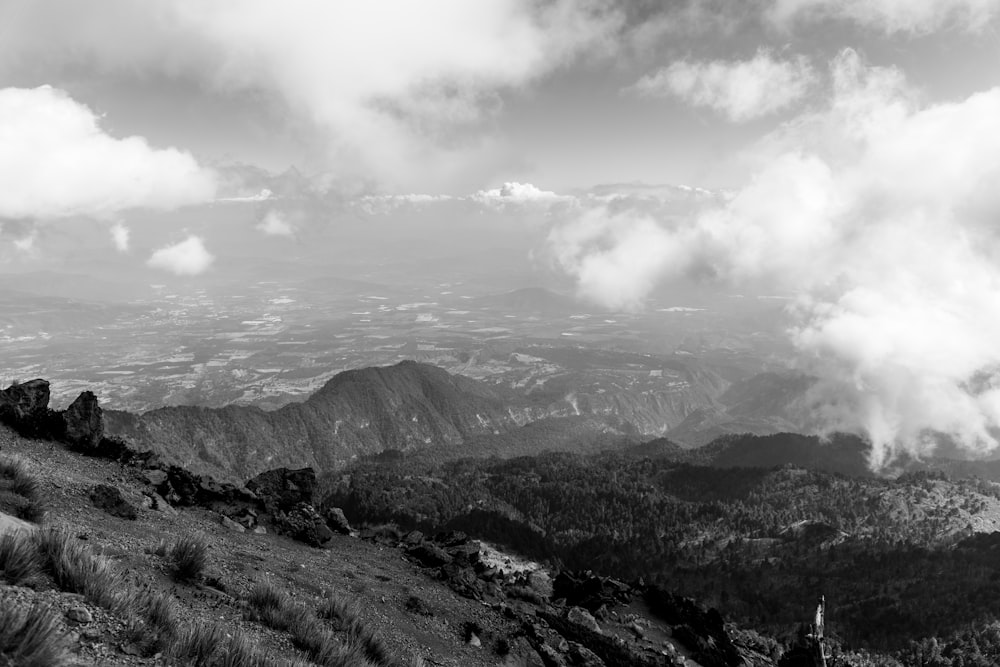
top-left (0, 390), bottom-right (789, 667)
top-left (106, 361), bottom-right (555, 480)
top-left (325, 446), bottom-right (1000, 656)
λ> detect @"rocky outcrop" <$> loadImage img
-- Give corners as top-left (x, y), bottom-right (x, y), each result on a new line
top-left (246, 467), bottom-right (316, 512)
top-left (644, 587), bottom-right (745, 667)
top-left (63, 391), bottom-right (105, 451)
top-left (0, 379), bottom-right (55, 437)
top-left (553, 571), bottom-right (633, 613)
top-left (272, 502), bottom-right (333, 547)
top-left (406, 542), bottom-right (453, 568)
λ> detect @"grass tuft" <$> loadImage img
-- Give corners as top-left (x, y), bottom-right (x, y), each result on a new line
top-left (0, 530), bottom-right (42, 585)
top-left (169, 622), bottom-right (284, 667)
top-left (166, 533), bottom-right (210, 582)
top-left (0, 455), bottom-right (46, 523)
top-left (124, 586), bottom-right (182, 655)
top-left (169, 622), bottom-right (229, 667)
top-left (317, 594), bottom-right (359, 630)
top-left (32, 527), bottom-right (130, 610)
top-left (0, 599), bottom-right (71, 666)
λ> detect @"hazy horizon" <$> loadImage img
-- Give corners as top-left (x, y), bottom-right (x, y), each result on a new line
top-left (3, 0), bottom-right (1000, 467)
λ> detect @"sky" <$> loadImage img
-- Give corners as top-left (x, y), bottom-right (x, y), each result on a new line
top-left (3, 0), bottom-right (1000, 466)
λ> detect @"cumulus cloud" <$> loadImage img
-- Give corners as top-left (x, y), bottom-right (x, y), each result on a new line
top-left (0, 86), bottom-right (216, 219)
top-left (0, 0), bottom-right (622, 190)
top-left (552, 49), bottom-right (1000, 467)
top-left (768, 0), bottom-right (1000, 34)
top-left (630, 49), bottom-right (816, 122)
top-left (256, 210), bottom-right (295, 237)
top-left (147, 236), bottom-right (214, 275)
top-left (110, 223), bottom-right (130, 252)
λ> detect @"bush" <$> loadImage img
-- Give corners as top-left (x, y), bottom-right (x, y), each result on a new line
top-left (0, 530), bottom-right (42, 585)
top-left (0, 599), bottom-right (70, 666)
top-left (168, 534), bottom-right (210, 582)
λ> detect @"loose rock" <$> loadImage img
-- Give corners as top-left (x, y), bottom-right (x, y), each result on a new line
top-left (89, 484), bottom-right (138, 520)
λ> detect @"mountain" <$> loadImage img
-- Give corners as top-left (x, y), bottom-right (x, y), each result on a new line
top-left (105, 360), bottom-right (554, 480)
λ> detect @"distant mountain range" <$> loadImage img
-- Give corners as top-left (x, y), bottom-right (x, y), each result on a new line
top-left (106, 360), bottom-right (555, 479)
top-left (105, 359), bottom-right (826, 481)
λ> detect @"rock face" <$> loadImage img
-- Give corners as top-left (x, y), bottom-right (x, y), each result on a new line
top-left (246, 467), bottom-right (316, 512)
top-left (0, 379), bottom-right (53, 435)
top-left (89, 484), bottom-right (138, 520)
top-left (63, 391), bottom-right (105, 451)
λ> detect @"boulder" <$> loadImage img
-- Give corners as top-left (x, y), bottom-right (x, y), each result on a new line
top-left (246, 467), bottom-right (316, 512)
top-left (447, 540), bottom-right (482, 566)
top-left (406, 542), bottom-right (453, 568)
top-left (566, 642), bottom-right (605, 667)
top-left (553, 571), bottom-right (631, 612)
top-left (0, 510), bottom-right (36, 537)
top-left (0, 379), bottom-right (52, 436)
top-left (219, 514), bottom-right (246, 533)
top-left (65, 607), bottom-right (93, 624)
top-left (536, 644), bottom-right (568, 667)
top-left (434, 530), bottom-right (470, 547)
top-left (566, 607), bottom-right (602, 635)
top-left (141, 491), bottom-right (178, 517)
top-left (62, 391), bottom-right (104, 451)
top-left (273, 502), bottom-right (333, 547)
top-left (321, 506), bottom-right (352, 535)
top-left (89, 484), bottom-right (138, 520)
top-left (402, 530), bottom-right (424, 546)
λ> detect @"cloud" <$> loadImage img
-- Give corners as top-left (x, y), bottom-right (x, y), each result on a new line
top-left (0, 86), bottom-right (216, 219)
top-left (473, 182), bottom-right (575, 208)
top-left (256, 210), bottom-right (295, 237)
top-left (0, 0), bottom-right (622, 190)
top-left (110, 223), bottom-right (130, 252)
top-left (551, 49), bottom-right (1000, 467)
top-left (629, 49), bottom-right (816, 122)
top-left (147, 236), bottom-right (214, 275)
top-left (768, 0), bottom-right (1000, 34)
top-left (547, 209), bottom-right (681, 311)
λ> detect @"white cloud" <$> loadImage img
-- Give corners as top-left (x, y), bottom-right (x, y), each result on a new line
top-left (630, 49), bottom-right (816, 122)
top-left (256, 210), bottom-right (295, 237)
top-left (768, 0), bottom-right (1000, 34)
top-left (551, 50), bottom-right (1000, 467)
top-left (110, 223), bottom-right (130, 252)
top-left (547, 209), bottom-right (682, 311)
top-left (473, 182), bottom-right (575, 208)
top-left (147, 236), bottom-right (214, 275)
top-left (0, 86), bottom-right (216, 219)
top-left (0, 1), bottom-right (622, 190)
top-left (12, 232), bottom-right (37, 254)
